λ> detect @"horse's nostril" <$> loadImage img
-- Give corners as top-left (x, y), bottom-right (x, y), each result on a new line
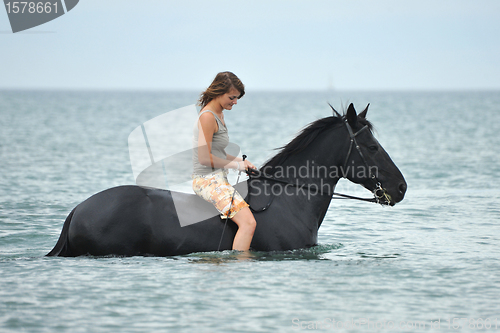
top-left (399, 182), bottom-right (407, 195)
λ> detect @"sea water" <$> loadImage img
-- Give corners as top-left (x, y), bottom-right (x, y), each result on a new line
top-left (1, 90), bottom-right (499, 332)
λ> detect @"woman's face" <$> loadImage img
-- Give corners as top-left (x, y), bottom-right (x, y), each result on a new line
top-left (217, 88), bottom-right (240, 111)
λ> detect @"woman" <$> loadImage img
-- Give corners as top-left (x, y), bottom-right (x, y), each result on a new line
top-left (192, 72), bottom-right (257, 251)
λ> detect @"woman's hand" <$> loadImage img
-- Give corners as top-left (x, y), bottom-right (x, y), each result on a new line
top-left (232, 159), bottom-right (256, 171)
top-left (243, 159), bottom-right (256, 171)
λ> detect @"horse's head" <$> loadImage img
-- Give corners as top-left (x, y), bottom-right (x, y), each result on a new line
top-left (332, 103), bottom-right (407, 206)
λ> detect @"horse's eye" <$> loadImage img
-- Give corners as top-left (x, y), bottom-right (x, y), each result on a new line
top-left (369, 145), bottom-right (378, 152)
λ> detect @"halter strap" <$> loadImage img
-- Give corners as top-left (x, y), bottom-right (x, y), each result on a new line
top-left (342, 122), bottom-right (369, 173)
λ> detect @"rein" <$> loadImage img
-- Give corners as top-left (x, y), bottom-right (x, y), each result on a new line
top-left (246, 170), bottom-right (380, 213)
top-left (246, 112), bottom-right (392, 210)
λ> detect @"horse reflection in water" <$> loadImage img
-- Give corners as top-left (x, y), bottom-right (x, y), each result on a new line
top-left (47, 104), bottom-right (407, 257)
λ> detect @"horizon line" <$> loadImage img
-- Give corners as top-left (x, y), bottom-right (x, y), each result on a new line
top-left (1, 87), bottom-right (499, 93)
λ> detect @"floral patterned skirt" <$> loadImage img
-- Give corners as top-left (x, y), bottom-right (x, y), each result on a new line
top-left (192, 170), bottom-right (249, 219)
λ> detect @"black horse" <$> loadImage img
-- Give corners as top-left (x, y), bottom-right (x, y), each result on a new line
top-left (47, 104), bottom-right (406, 257)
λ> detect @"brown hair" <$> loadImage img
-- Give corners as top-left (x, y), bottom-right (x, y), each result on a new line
top-left (198, 71), bottom-right (245, 108)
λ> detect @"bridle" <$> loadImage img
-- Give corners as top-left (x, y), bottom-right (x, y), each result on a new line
top-left (246, 111), bottom-right (392, 212)
top-left (337, 111), bottom-right (392, 205)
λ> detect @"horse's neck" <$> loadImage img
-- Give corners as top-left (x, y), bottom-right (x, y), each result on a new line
top-left (270, 130), bottom-right (346, 228)
top-left (277, 130), bottom-right (345, 190)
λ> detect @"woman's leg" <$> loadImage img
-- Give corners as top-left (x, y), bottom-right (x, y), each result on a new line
top-left (230, 206), bottom-right (256, 251)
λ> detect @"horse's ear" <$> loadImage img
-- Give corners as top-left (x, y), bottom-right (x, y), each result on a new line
top-left (359, 103), bottom-right (369, 119)
top-left (346, 103), bottom-right (357, 127)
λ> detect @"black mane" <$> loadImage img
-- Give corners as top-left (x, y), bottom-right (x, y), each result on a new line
top-left (262, 114), bottom-right (373, 169)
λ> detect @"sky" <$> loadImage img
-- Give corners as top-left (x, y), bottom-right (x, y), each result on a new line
top-left (1, 0), bottom-right (500, 91)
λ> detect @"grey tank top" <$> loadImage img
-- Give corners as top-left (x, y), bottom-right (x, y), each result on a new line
top-left (192, 110), bottom-right (229, 175)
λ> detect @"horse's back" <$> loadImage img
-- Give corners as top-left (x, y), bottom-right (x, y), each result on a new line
top-left (67, 186), bottom-right (164, 256)
top-left (48, 185), bottom-right (235, 257)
